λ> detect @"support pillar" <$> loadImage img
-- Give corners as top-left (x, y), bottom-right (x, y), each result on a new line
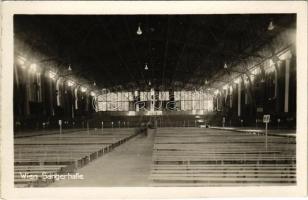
top-left (284, 59), bottom-right (290, 113)
top-left (237, 82), bottom-right (241, 117)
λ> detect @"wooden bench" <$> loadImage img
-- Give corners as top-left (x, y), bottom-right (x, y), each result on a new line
top-left (150, 128), bottom-right (296, 186)
top-left (14, 157), bottom-right (86, 167)
top-left (149, 176), bottom-right (296, 183)
top-left (14, 165), bottom-right (67, 187)
top-left (153, 151), bottom-right (284, 156)
top-left (151, 164), bottom-right (295, 169)
top-left (15, 165), bottom-right (67, 169)
top-left (153, 144), bottom-right (295, 151)
top-left (150, 182), bottom-right (295, 187)
top-left (153, 157), bottom-right (295, 165)
top-left (14, 128), bottom-right (139, 187)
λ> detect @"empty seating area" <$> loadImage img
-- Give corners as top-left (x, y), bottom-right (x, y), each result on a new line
top-left (8, 14), bottom-right (300, 192)
top-left (14, 128), bottom-right (139, 187)
top-left (150, 128), bottom-right (296, 186)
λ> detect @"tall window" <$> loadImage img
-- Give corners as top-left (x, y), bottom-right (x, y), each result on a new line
top-left (97, 90), bottom-right (213, 112)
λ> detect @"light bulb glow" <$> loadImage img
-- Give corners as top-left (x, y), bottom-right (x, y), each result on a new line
top-left (268, 21), bottom-right (275, 31)
top-left (244, 77), bottom-right (249, 84)
top-left (67, 80), bottom-right (75, 87)
top-left (81, 86), bottom-right (87, 92)
top-left (279, 50), bottom-right (292, 60)
top-left (17, 57), bottom-right (26, 66)
top-left (90, 91), bottom-right (96, 96)
top-left (250, 74), bottom-right (255, 82)
top-left (49, 71), bottom-right (56, 79)
top-left (224, 63), bottom-right (228, 69)
top-left (136, 25), bottom-right (142, 35)
top-left (29, 63), bottom-right (37, 72)
top-left (265, 65), bottom-right (276, 74)
top-left (234, 78), bottom-right (240, 84)
top-left (144, 63), bottom-right (149, 70)
top-left (251, 67), bottom-right (260, 75)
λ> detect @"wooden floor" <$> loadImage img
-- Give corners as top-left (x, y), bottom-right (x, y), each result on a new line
top-left (14, 128), bottom-right (138, 187)
top-left (150, 128), bottom-right (296, 186)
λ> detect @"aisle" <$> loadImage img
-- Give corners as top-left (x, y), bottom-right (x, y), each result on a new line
top-left (50, 129), bottom-right (155, 187)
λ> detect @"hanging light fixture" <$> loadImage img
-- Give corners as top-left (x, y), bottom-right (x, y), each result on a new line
top-left (68, 64), bottom-right (72, 71)
top-left (93, 81), bottom-right (96, 86)
top-left (144, 63), bottom-right (149, 70)
top-left (224, 63), bottom-right (228, 69)
top-left (205, 79), bottom-right (208, 84)
top-left (148, 81), bottom-right (151, 86)
top-left (268, 21), bottom-right (275, 31)
top-left (136, 24), bottom-right (142, 35)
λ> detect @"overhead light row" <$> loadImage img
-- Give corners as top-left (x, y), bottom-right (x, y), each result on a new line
top-left (48, 70), bottom-right (96, 95)
top-left (18, 58), bottom-right (73, 73)
top-left (221, 20), bottom-right (275, 70)
top-left (136, 20), bottom-right (274, 35)
top-left (66, 79), bottom-right (96, 96)
top-left (17, 56), bottom-right (97, 96)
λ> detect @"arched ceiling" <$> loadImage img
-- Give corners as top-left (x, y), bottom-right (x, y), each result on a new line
top-left (14, 14), bottom-right (296, 91)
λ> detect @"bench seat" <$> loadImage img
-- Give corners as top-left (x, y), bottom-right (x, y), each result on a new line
top-left (150, 176), bottom-right (296, 183)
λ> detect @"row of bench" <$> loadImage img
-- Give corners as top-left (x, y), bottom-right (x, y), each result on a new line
top-left (150, 128), bottom-right (296, 186)
top-left (14, 128), bottom-right (138, 187)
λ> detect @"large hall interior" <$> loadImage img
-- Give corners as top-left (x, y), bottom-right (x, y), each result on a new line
top-left (13, 14), bottom-right (296, 187)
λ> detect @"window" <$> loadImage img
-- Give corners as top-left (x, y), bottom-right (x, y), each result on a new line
top-left (97, 90), bottom-right (213, 112)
